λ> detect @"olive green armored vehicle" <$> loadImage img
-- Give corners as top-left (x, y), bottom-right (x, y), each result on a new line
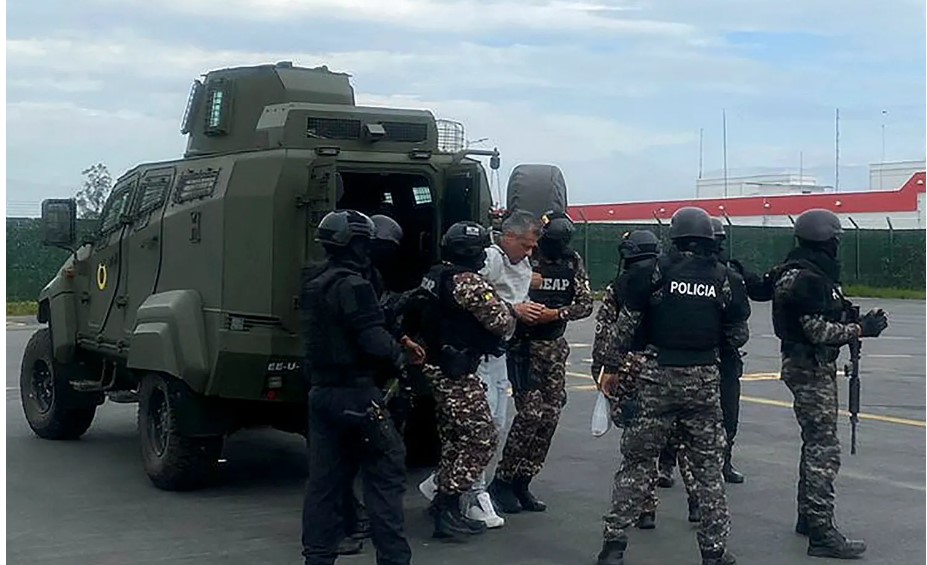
top-left (23, 61), bottom-right (500, 491)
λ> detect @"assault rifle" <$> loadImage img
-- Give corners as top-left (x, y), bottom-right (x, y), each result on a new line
top-left (842, 304), bottom-right (861, 455)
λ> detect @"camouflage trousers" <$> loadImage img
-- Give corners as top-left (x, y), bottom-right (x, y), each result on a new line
top-left (782, 360), bottom-right (840, 529)
top-left (657, 424), bottom-right (699, 502)
top-left (495, 337), bottom-right (569, 481)
top-left (424, 365), bottom-right (498, 496)
top-left (603, 364), bottom-right (730, 555)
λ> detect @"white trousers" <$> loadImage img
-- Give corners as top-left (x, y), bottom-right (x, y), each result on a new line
top-left (469, 353), bottom-right (511, 496)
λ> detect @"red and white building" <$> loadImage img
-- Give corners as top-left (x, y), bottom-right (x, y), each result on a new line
top-left (568, 161), bottom-right (926, 230)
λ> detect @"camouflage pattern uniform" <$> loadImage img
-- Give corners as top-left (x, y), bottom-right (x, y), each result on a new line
top-left (495, 252), bottom-right (593, 482)
top-left (773, 265), bottom-right (860, 530)
top-left (600, 255), bottom-right (749, 557)
top-left (592, 283), bottom-right (657, 515)
top-left (425, 271), bottom-right (516, 496)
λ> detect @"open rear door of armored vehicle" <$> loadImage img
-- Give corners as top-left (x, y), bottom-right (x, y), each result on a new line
top-left (442, 162), bottom-right (492, 234)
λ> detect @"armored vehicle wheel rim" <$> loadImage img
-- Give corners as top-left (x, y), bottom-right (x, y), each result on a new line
top-left (146, 387), bottom-right (169, 457)
top-left (30, 360), bottom-right (55, 415)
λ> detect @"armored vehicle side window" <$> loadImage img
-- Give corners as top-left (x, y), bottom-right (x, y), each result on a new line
top-left (98, 186), bottom-right (134, 233)
top-left (174, 169), bottom-right (221, 203)
top-left (133, 169), bottom-right (175, 215)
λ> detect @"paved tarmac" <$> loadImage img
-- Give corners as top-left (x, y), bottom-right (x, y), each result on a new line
top-left (6, 299), bottom-right (925, 564)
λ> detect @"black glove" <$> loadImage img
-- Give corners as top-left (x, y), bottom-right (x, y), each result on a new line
top-left (858, 309), bottom-right (888, 337)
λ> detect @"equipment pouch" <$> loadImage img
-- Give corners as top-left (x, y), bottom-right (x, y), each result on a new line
top-left (438, 345), bottom-right (480, 379)
top-left (345, 401), bottom-right (403, 455)
top-left (506, 339), bottom-right (538, 392)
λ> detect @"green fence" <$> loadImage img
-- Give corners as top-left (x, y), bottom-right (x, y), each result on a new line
top-left (573, 222), bottom-right (926, 291)
top-left (6, 217), bottom-right (925, 302)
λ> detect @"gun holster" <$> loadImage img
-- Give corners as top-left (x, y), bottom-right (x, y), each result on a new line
top-left (344, 401), bottom-right (402, 455)
top-left (506, 339), bottom-right (537, 393)
top-left (438, 345), bottom-right (480, 379)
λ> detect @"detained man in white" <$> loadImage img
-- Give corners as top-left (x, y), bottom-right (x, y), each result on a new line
top-left (418, 210), bottom-right (544, 529)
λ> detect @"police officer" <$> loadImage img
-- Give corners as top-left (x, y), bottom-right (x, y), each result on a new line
top-left (592, 229), bottom-right (662, 530)
top-left (299, 210), bottom-right (422, 565)
top-left (710, 217), bottom-right (747, 483)
top-left (595, 207), bottom-right (749, 565)
top-left (334, 213), bottom-right (413, 557)
top-left (490, 210), bottom-right (593, 513)
top-left (412, 221), bottom-right (517, 540)
top-left (771, 208), bottom-right (888, 559)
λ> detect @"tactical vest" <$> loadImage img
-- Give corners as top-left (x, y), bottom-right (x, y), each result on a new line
top-left (612, 259), bottom-right (655, 352)
top-left (299, 264), bottom-right (373, 387)
top-left (772, 260), bottom-right (847, 360)
top-left (521, 254), bottom-right (578, 341)
top-left (646, 254), bottom-right (726, 366)
top-left (420, 263), bottom-right (505, 358)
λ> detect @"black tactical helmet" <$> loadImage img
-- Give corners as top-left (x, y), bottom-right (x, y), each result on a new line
top-left (441, 221), bottom-right (490, 257)
top-left (710, 217), bottom-right (726, 240)
top-left (540, 210), bottom-right (575, 243)
top-left (669, 207), bottom-right (714, 240)
top-left (370, 214), bottom-right (403, 245)
top-left (316, 209), bottom-right (375, 247)
top-left (619, 229), bottom-right (660, 260)
top-left (794, 209), bottom-right (843, 242)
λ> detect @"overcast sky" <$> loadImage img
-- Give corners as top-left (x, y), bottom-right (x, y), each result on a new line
top-left (6, 0), bottom-right (926, 216)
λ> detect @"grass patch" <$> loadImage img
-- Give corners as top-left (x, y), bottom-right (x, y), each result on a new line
top-left (843, 285), bottom-right (925, 300)
top-left (7, 301), bottom-right (38, 316)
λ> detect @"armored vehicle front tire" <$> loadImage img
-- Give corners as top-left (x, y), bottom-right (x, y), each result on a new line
top-left (20, 328), bottom-right (98, 440)
top-left (138, 373), bottom-right (223, 491)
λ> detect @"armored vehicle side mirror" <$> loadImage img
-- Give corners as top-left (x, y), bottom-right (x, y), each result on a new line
top-left (490, 148), bottom-right (500, 170)
top-left (40, 198), bottom-right (77, 248)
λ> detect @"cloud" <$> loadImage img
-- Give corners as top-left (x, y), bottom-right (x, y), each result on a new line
top-left (117, 0), bottom-right (699, 37)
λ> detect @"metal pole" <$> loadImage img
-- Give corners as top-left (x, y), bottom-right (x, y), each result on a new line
top-left (848, 216), bottom-right (860, 282)
top-left (722, 109), bottom-right (728, 198)
top-left (698, 127), bottom-right (704, 180)
top-left (880, 109), bottom-right (887, 190)
top-left (576, 208), bottom-right (590, 272)
top-left (886, 216), bottom-right (894, 269)
top-left (722, 212), bottom-right (734, 256)
top-left (835, 108), bottom-right (840, 192)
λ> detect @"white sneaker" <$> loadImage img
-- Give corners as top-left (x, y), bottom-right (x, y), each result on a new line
top-left (418, 473), bottom-right (437, 502)
top-left (466, 492), bottom-right (505, 528)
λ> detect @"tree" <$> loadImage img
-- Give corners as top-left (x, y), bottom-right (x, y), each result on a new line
top-left (75, 163), bottom-right (113, 220)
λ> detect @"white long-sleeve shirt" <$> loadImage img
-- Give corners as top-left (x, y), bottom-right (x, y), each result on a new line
top-left (479, 244), bottom-right (533, 306)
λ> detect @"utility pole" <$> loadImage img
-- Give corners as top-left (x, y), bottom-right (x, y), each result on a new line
top-left (722, 109), bottom-right (728, 198)
top-left (698, 127), bottom-right (704, 180)
top-left (880, 109), bottom-right (887, 190)
top-left (800, 151), bottom-right (804, 185)
top-left (835, 108), bottom-right (840, 192)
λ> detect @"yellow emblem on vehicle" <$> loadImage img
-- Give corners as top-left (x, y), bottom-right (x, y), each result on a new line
top-left (96, 263), bottom-right (108, 290)
top-left (483, 291), bottom-right (494, 302)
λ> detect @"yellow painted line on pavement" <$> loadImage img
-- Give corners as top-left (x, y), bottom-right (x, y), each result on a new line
top-left (740, 395), bottom-right (926, 428)
top-left (569, 371), bottom-right (781, 382)
top-left (564, 372), bottom-right (925, 428)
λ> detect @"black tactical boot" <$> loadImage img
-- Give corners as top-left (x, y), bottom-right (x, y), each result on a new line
top-left (431, 492), bottom-right (477, 539)
top-left (722, 445), bottom-right (745, 484)
top-left (688, 498), bottom-right (702, 523)
top-left (336, 536), bottom-right (363, 555)
top-left (795, 513), bottom-right (809, 536)
top-left (596, 538), bottom-right (628, 565)
top-left (488, 477), bottom-right (522, 514)
top-left (701, 548), bottom-right (737, 565)
top-left (636, 511), bottom-right (656, 530)
top-left (807, 525), bottom-right (866, 559)
top-left (512, 476), bottom-right (547, 512)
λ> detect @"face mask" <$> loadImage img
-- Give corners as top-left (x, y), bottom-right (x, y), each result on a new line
top-left (370, 240), bottom-right (399, 267)
top-left (539, 238), bottom-right (568, 258)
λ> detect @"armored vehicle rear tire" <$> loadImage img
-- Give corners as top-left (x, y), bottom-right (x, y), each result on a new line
top-left (138, 373), bottom-right (223, 491)
top-left (20, 328), bottom-right (98, 440)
